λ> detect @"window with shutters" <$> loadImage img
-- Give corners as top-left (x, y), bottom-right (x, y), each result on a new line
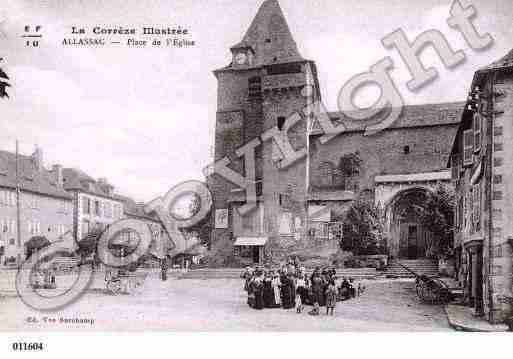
top-left (473, 185), bottom-right (481, 231)
top-left (94, 200), bottom-right (101, 216)
top-left (463, 129), bottom-right (474, 166)
top-left (451, 155), bottom-right (461, 181)
top-left (463, 193), bottom-right (467, 230)
top-left (454, 199), bottom-right (459, 231)
top-left (458, 198), bottom-right (464, 231)
top-left (473, 114), bottom-right (482, 152)
top-left (318, 162), bottom-right (335, 188)
top-left (468, 191), bottom-right (473, 230)
top-left (81, 220), bottom-right (90, 236)
top-left (82, 197), bottom-right (90, 214)
top-left (465, 190), bottom-right (473, 231)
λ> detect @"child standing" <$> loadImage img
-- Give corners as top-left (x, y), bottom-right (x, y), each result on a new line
top-left (295, 292), bottom-right (303, 313)
top-left (325, 280), bottom-right (337, 316)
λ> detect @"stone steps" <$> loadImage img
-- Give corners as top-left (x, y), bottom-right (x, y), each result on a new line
top-left (385, 259), bottom-right (439, 278)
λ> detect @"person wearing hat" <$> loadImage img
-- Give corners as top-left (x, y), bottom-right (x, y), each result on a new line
top-left (241, 266), bottom-right (253, 292)
top-left (325, 278), bottom-right (337, 316)
top-left (271, 271), bottom-right (282, 308)
top-left (309, 269), bottom-right (325, 315)
top-left (252, 269), bottom-right (265, 310)
top-left (263, 270), bottom-right (281, 308)
top-left (281, 271), bottom-right (296, 310)
top-left (245, 268), bottom-right (256, 308)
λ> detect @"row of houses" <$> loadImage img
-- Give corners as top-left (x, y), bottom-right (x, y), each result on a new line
top-left (449, 49), bottom-right (513, 324)
top-left (0, 146), bottom-right (167, 268)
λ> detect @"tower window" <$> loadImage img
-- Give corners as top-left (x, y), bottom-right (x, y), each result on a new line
top-left (403, 146), bottom-right (410, 155)
top-left (265, 38), bottom-right (271, 43)
top-left (277, 117), bottom-right (286, 131)
top-left (248, 77), bottom-right (262, 99)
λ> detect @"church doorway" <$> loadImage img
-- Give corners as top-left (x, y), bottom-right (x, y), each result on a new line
top-left (398, 223), bottom-right (431, 259)
top-left (386, 188), bottom-right (436, 259)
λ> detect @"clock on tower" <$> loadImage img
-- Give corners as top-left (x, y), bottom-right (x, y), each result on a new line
top-left (235, 52), bottom-right (247, 65)
top-left (231, 46), bottom-right (254, 67)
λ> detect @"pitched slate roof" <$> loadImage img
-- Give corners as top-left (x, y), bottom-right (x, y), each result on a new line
top-left (0, 150), bottom-right (71, 199)
top-left (62, 168), bottom-right (118, 200)
top-left (318, 102), bottom-right (464, 134)
top-left (230, 0), bottom-right (305, 67)
top-left (116, 194), bottom-right (160, 222)
top-left (478, 49), bottom-right (513, 72)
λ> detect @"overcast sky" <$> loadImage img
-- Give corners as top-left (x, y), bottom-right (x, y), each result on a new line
top-left (0, 0), bottom-right (511, 202)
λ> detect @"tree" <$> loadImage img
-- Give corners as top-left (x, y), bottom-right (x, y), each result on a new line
top-left (341, 199), bottom-right (386, 255)
top-left (412, 184), bottom-right (455, 257)
top-left (0, 58), bottom-right (10, 99)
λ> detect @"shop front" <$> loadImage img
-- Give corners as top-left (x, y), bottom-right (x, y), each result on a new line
top-left (233, 237), bottom-right (268, 265)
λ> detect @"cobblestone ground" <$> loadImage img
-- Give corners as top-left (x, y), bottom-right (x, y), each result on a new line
top-left (0, 273), bottom-right (451, 331)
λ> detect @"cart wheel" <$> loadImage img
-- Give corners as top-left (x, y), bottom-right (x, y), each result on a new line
top-left (107, 279), bottom-right (122, 295)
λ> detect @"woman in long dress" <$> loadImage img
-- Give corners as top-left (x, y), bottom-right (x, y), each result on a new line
top-left (309, 271), bottom-right (325, 315)
top-left (296, 273), bottom-right (309, 306)
top-left (252, 275), bottom-right (265, 310)
top-left (263, 272), bottom-right (274, 308)
top-left (271, 272), bottom-right (282, 307)
top-left (281, 273), bottom-right (296, 309)
top-left (247, 275), bottom-right (255, 308)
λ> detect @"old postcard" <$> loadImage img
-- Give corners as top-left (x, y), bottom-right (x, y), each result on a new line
top-left (1, 0), bottom-right (513, 345)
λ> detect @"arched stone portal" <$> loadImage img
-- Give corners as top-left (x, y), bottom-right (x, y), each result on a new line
top-left (384, 187), bottom-right (436, 259)
top-left (374, 171), bottom-right (452, 259)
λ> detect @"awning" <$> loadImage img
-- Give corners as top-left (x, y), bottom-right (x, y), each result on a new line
top-left (308, 205), bottom-right (331, 222)
top-left (234, 237), bottom-right (268, 247)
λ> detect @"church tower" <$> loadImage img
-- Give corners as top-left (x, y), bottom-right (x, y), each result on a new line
top-left (209, 0), bottom-right (321, 262)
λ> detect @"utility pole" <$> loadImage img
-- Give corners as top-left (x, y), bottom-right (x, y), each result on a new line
top-left (15, 140), bottom-right (21, 254)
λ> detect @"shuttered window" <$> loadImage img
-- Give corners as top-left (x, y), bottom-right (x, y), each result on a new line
top-left (473, 185), bottom-right (481, 231)
top-left (473, 113), bottom-right (482, 152)
top-left (451, 155), bottom-right (461, 181)
top-left (463, 129), bottom-right (474, 166)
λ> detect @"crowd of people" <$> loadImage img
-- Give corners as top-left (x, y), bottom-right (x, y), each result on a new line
top-left (241, 259), bottom-right (364, 316)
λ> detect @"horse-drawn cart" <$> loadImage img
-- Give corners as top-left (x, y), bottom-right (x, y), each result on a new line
top-left (105, 269), bottom-right (148, 295)
top-left (398, 263), bottom-right (452, 304)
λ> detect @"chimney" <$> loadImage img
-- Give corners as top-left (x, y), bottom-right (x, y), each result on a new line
top-left (98, 177), bottom-right (114, 196)
top-left (32, 146), bottom-right (43, 172)
top-left (52, 164), bottom-right (63, 187)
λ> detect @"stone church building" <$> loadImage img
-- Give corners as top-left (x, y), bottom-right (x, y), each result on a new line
top-left (207, 0), bottom-right (463, 264)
